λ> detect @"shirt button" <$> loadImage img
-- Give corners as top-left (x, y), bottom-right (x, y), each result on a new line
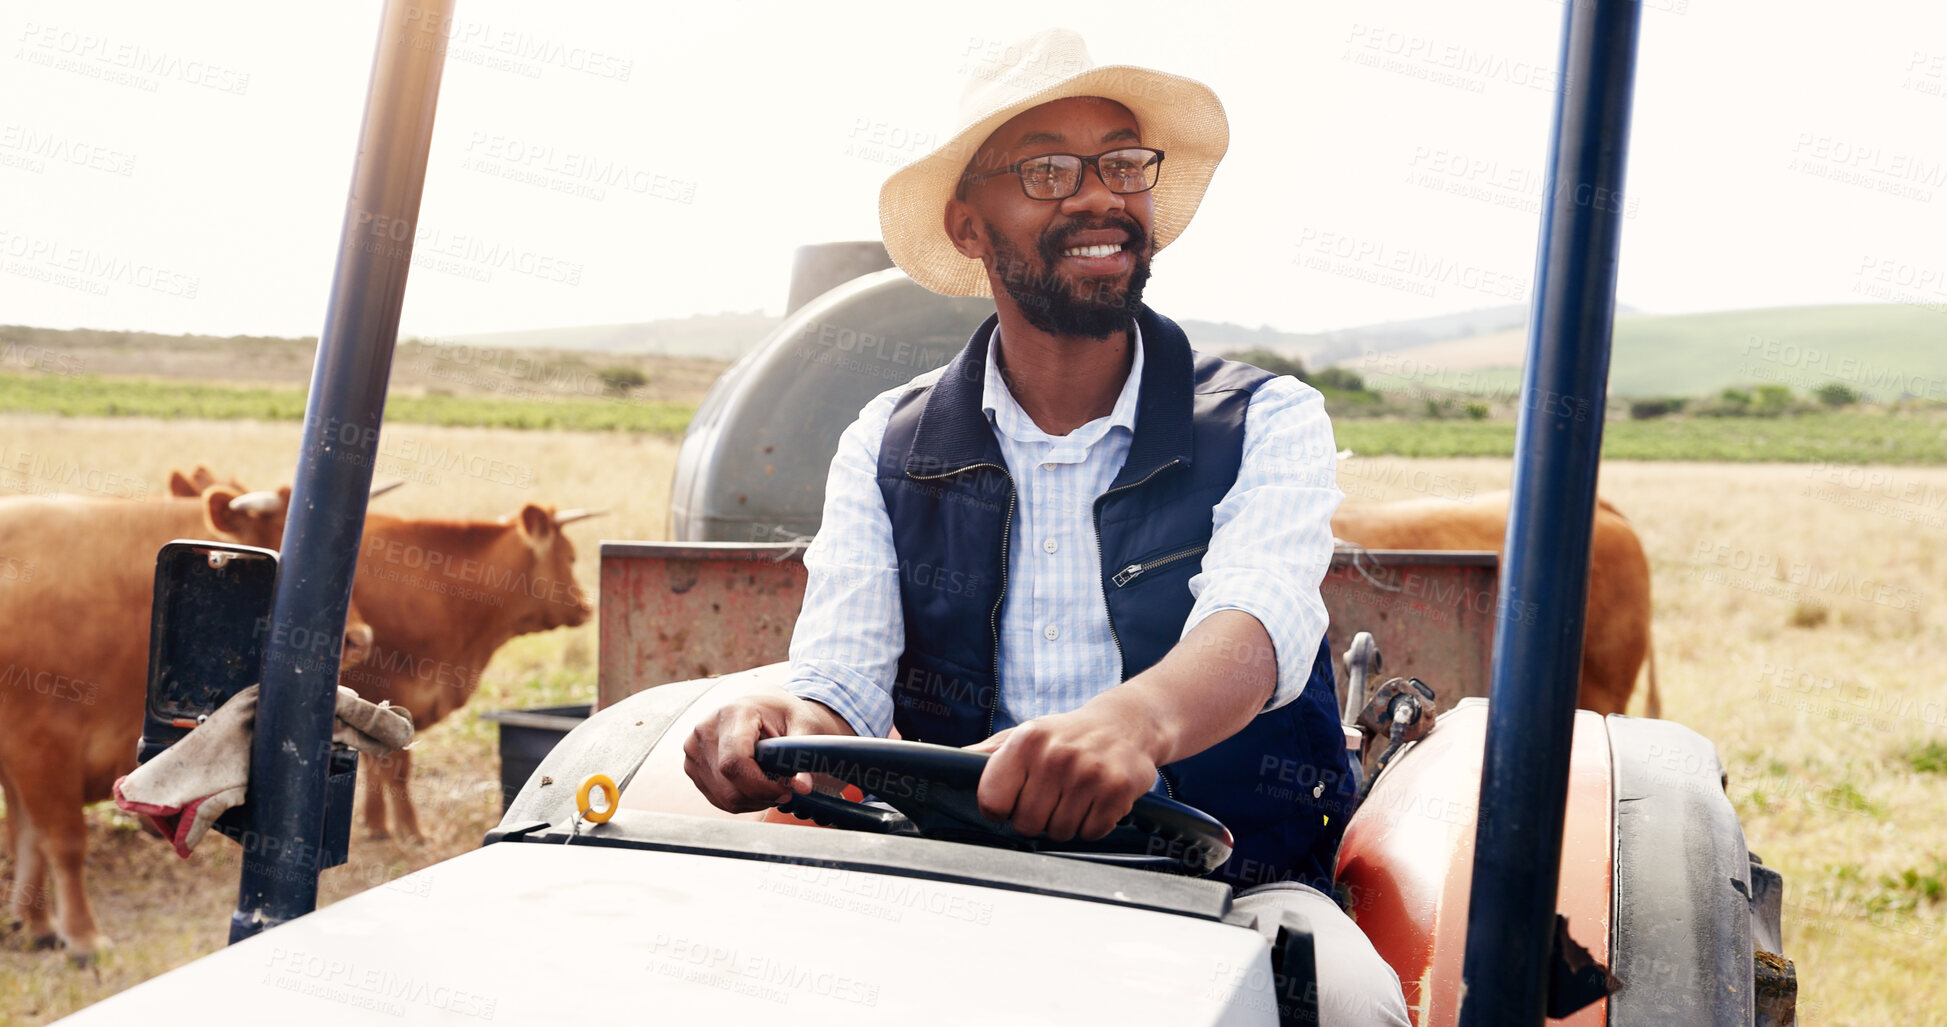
top-left (1041, 538), bottom-right (1058, 554)
top-left (1041, 462), bottom-right (1055, 471)
top-left (1043, 624), bottom-right (1059, 641)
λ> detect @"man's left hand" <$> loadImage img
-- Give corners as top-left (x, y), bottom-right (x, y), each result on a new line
top-left (965, 698), bottom-right (1166, 842)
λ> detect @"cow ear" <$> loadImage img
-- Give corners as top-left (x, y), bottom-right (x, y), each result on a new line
top-left (169, 470), bottom-right (197, 497)
top-left (518, 503), bottom-right (554, 545)
top-left (205, 486), bottom-right (244, 536)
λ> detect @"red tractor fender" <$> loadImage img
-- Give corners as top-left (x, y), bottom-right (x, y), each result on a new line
top-left (1336, 701), bottom-right (1614, 1027)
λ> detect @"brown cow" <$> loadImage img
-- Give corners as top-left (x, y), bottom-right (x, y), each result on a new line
top-left (0, 488), bottom-right (368, 959)
top-left (337, 506), bottom-right (595, 840)
top-left (166, 465), bottom-right (244, 498)
top-left (203, 487), bottom-right (598, 841)
top-left (1331, 489), bottom-right (1659, 718)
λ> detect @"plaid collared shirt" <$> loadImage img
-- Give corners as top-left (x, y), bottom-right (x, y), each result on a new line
top-left (786, 324), bottom-right (1343, 740)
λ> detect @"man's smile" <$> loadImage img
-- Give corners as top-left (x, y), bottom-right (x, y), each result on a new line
top-left (1058, 246), bottom-right (1133, 276)
top-left (1046, 221), bottom-right (1144, 277)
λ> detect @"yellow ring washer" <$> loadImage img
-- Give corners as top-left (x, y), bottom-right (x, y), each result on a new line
top-left (576, 774), bottom-right (619, 824)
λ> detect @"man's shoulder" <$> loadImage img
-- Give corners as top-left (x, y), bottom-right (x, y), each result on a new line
top-left (848, 364), bottom-right (954, 465)
top-left (893, 363), bottom-right (953, 400)
top-left (1243, 368), bottom-right (1324, 407)
top-left (866, 364), bottom-right (952, 423)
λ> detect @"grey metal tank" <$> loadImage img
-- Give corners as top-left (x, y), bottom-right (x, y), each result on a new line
top-left (670, 243), bottom-right (991, 542)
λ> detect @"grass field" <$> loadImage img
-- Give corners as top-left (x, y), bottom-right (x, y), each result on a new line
top-left (12, 366), bottom-right (1947, 466)
top-left (0, 416), bottom-right (1942, 1026)
top-left (1333, 408), bottom-right (1947, 463)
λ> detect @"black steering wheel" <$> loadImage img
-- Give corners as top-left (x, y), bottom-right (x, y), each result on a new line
top-left (753, 736), bottom-right (1233, 876)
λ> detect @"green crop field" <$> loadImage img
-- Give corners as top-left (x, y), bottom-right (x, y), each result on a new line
top-left (1334, 409), bottom-right (1947, 464)
top-left (0, 373), bottom-right (696, 435)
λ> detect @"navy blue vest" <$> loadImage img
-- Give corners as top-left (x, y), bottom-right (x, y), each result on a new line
top-left (874, 306), bottom-right (1355, 891)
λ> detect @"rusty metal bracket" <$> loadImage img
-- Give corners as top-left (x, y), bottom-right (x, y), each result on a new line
top-left (1355, 677), bottom-right (1439, 805)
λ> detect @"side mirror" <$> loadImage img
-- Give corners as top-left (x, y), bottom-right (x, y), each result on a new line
top-left (138, 540), bottom-right (359, 873)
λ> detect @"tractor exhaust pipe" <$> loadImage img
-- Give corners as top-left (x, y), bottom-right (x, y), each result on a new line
top-left (1457, 0), bottom-right (1643, 1022)
top-left (230, 0), bottom-right (454, 943)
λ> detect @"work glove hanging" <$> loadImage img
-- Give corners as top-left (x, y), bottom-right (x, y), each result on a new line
top-left (113, 685), bottom-right (414, 858)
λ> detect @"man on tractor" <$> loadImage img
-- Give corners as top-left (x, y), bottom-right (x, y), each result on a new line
top-left (685, 28), bottom-right (1409, 1024)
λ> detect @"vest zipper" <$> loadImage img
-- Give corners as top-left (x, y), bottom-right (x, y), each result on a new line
top-left (1092, 457), bottom-right (1184, 799)
top-left (1110, 543), bottom-right (1210, 588)
top-left (987, 486), bottom-right (1015, 739)
top-left (907, 462), bottom-right (1014, 740)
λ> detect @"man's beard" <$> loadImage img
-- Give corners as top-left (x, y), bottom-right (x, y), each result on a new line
top-left (986, 216), bottom-right (1151, 339)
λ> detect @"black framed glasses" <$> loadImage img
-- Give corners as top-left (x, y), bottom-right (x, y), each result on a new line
top-left (961, 147), bottom-right (1165, 200)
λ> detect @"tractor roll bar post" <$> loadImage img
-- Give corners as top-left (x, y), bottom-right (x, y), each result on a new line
top-left (1457, 0), bottom-right (1643, 1023)
top-left (230, 0), bottom-right (455, 943)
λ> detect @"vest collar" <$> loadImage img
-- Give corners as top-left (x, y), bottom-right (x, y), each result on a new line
top-left (903, 306), bottom-right (1196, 485)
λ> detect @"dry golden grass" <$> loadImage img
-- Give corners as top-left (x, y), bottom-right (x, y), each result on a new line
top-left (0, 413), bottom-right (682, 537)
top-left (1, 423), bottom-right (1941, 1025)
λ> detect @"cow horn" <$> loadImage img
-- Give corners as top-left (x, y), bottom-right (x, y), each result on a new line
top-left (554, 508), bottom-right (608, 526)
top-left (228, 490), bottom-right (287, 515)
top-left (369, 480), bottom-right (405, 499)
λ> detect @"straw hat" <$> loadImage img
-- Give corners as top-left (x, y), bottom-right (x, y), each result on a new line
top-left (879, 28), bottom-right (1229, 298)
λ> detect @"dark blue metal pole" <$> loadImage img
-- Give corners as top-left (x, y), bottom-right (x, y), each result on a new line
top-left (1457, 0), bottom-right (1642, 1022)
top-left (231, 0), bottom-right (453, 943)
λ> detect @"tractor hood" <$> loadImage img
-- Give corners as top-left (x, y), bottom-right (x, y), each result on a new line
top-left (61, 840), bottom-right (1279, 1026)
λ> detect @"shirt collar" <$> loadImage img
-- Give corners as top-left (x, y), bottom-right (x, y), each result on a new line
top-left (981, 323), bottom-right (1145, 449)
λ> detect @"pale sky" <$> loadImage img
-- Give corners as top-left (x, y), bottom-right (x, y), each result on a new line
top-left (4, 0), bottom-right (1945, 340)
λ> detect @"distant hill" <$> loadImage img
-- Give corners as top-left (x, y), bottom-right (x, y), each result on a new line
top-left (1343, 304), bottom-right (1947, 400)
top-left (445, 313), bottom-right (1333, 363)
top-left (428, 302), bottom-right (1563, 369)
top-left (21, 301), bottom-right (1930, 405)
top-left (1182, 306), bottom-right (1537, 368)
top-left (1176, 319), bottom-right (1326, 357)
top-left (439, 312), bottom-right (782, 359)
top-left (1302, 305), bottom-right (1532, 366)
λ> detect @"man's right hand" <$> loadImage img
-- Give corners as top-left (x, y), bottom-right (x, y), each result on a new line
top-left (682, 686), bottom-right (856, 813)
